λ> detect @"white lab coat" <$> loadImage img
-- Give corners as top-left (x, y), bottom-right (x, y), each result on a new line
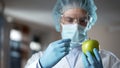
top-left (25, 49), bottom-right (120, 68)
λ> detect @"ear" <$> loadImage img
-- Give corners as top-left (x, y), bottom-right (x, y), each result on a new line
top-left (60, 15), bottom-right (64, 23)
top-left (60, 15), bottom-right (64, 33)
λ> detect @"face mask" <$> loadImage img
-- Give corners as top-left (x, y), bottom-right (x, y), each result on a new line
top-left (61, 23), bottom-right (88, 48)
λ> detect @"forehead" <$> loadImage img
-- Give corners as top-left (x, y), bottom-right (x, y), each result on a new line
top-left (63, 8), bottom-right (87, 17)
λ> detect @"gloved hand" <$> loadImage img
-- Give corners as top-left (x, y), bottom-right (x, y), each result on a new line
top-left (82, 48), bottom-right (103, 68)
top-left (39, 39), bottom-right (71, 68)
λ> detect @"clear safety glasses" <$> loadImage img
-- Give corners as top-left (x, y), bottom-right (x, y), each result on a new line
top-left (61, 15), bottom-right (90, 27)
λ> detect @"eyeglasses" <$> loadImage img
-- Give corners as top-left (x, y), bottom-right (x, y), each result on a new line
top-left (61, 15), bottom-right (89, 27)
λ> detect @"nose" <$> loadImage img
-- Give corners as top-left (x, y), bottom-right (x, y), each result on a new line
top-left (73, 19), bottom-right (79, 24)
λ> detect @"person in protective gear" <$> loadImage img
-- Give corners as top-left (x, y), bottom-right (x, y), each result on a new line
top-left (25, 0), bottom-right (120, 68)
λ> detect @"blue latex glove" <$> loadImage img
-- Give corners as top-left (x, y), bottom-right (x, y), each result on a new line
top-left (39, 39), bottom-right (71, 68)
top-left (82, 48), bottom-right (103, 68)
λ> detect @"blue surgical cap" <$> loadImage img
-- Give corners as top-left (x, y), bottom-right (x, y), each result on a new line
top-left (53, 0), bottom-right (97, 32)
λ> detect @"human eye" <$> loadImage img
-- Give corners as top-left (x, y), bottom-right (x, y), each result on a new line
top-left (65, 17), bottom-right (74, 23)
top-left (79, 18), bottom-right (88, 26)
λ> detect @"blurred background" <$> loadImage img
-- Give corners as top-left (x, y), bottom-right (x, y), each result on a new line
top-left (0, 0), bottom-right (120, 68)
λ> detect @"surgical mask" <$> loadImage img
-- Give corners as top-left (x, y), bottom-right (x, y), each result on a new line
top-left (61, 23), bottom-right (88, 48)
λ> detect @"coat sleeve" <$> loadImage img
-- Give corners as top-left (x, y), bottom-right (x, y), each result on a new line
top-left (25, 51), bottom-right (43, 68)
top-left (112, 60), bottom-right (120, 68)
top-left (107, 51), bottom-right (120, 68)
top-left (100, 50), bottom-right (120, 68)
top-left (111, 54), bottom-right (120, 68)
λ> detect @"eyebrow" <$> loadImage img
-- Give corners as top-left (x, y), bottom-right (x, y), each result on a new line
top-left (63, 16), bottom-right (88, 19)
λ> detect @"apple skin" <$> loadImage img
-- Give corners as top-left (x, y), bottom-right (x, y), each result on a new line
top-left (82, 40), bottom-right (99, 56)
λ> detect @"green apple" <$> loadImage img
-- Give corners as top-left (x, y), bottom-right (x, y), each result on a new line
top-left (82, 39), bottom-right (99, 56)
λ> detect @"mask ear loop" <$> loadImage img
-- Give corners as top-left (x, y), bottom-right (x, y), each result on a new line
top-left (83, 15), bottom-right (90, 32)
top-left (84, 15), bottom-right (93, 41)
top-left (87, 15), bottom-right (93, 30)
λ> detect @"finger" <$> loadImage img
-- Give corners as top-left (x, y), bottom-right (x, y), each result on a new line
top-left (55, 39), bottom-right (71, 44)
top-left (58, 42), bottom-right (70, 48)
top-left (65, 46), bottom-right (70, 52)
top-left (93, 48), bottom-right (102, 62)
top-left (60, 46), bottom-right (70, 52)
top-left (60, 47), bottom-right (66, 52)
top-left (50, 39), bottom-right (71, 47)
top-left (55, 43), bottom-right (65, 52)
top-left (62, 39), bottom-right (71, 43)
top-left (64, 42), bottom-right (70, 47)
top-left (86, 51), bottom-right (95, 65)
top-left (61, 51), bottom-right (69, 57)
top-left (57, 43), bottom-right (70, 52)
top-left (82, 53), bottom-right (90, 66)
